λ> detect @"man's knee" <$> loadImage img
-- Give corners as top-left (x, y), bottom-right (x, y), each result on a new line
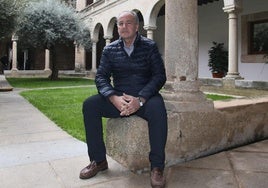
top-left (145, 95), bottom-right (166, 115)
top-left (83, 95), bottom-right (100, 113)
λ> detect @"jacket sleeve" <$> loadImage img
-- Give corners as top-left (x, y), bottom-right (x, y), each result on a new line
top-left (138, 43), bottom-right (166, 100)
top-left (95, 48), bottom-right (116, 98)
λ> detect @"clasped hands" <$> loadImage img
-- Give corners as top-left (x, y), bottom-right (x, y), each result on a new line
top-left (109, 93), bottom-right (141, 116)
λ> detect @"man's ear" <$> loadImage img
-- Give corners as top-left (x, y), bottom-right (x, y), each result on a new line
top-left (135, 25), bottom-right (139, 32)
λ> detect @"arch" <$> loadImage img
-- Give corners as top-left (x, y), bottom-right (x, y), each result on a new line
top-left (131, 9), bottom-right (146, 35)
top-left (144, 0), bottom-right (165, 27)
top-left (106, 17), bottom-right (117, 38)
top-left (92, 23), bottom-right (103, 42)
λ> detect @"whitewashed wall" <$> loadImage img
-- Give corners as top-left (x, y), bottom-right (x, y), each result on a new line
top-left (198, 0), bottom-right (268, 81)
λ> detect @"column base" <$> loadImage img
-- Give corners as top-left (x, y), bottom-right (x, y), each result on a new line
top-left (224, 72), bottom-right (244, 80)
top-left (162, 81), bottom-right (214, 112)
top-left (44, 69), bottom-right (52, 73)
top-left (10, 69), bottom-right (19, 77)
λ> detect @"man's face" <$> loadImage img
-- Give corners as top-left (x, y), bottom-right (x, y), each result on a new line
top-left (117, 12), bottom-right (139, 41)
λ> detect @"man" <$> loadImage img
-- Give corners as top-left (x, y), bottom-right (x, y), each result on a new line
top-left (80, 10), bottom-right (167, 188)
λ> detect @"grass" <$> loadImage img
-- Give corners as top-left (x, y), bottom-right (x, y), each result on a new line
top-left (206, 94), bottom-right (233, 101)
top-left (20, 87), bottom-right (98, 142)
top-left (7, 77), bottom-right (95, 88)
top-left (8, 77), bottom-right (233, 142)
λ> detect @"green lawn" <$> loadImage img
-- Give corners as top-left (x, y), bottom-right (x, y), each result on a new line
top-left (206, 93), bottom-right (233, 101)
top-left (7, 77), bottom-right (95, 88)
top-left (8, 77), bottom-right (233, 142)
top-left (20, 87), bottom-right (99, 142)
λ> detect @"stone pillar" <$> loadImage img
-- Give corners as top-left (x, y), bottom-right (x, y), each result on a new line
top-left (75, 45), bottom-right (86, 72)
top-left (11, 35), bottom-right (18, 72)
top-left (104, 35), bottom-right (112, 46)
top-left (143, 25), bottom-right (157, 40)
top-left (44, 49), bottom-right (51, 71)
top-left (91, 41), bottom-right (97, 72)
top-left (223, 3), bottom-right (242, 79)
top-left (163, 0), bottom-right (213, 112)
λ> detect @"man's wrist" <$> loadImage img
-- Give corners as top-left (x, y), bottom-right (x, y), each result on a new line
top-left (138, 97), bottom-right (145, 107)
top-left (109, 95), bottom-right (116, 103)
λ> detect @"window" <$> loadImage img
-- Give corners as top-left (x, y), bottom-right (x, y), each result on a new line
top-left (241, 11), bottom-right (268, 63)
top-left (249, 20), bottom-right (268, 54)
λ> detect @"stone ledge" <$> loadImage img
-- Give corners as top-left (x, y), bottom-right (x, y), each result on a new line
top-left (106, 101), bottom-right (268, 173)
top-left (106, 116), bottom-right (150, 173)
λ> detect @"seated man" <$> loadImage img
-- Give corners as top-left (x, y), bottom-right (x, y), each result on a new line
top-left (80, 10), bottom-right (167, 188)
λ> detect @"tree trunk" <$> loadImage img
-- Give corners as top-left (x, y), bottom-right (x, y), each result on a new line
top-left (48, 46), bottom-right (59, 80)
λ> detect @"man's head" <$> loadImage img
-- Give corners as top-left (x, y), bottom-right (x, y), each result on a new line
top-left (117, 11), bottom-right (139, 42)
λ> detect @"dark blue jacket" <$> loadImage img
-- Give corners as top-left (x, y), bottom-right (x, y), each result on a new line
top-left (95, 34), bottom-right (166, 101)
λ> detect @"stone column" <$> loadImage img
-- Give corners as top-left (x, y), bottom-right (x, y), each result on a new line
top-left (75, 45), bottom-right (86, 72)
top-left (11, 35), bottom-right (18, 71)
top-left (143, 25), bottom-right (157, 40)
top-left (163, 0), bottom-right (213, 112)
top-left (223, 3), bottom-right (242, 79)
top-left (104, 35), bottom-right (113, 46)
top-left (91, 41), bottom-right (97, 72)
top-left (44, 49), bottom-right (51, 71)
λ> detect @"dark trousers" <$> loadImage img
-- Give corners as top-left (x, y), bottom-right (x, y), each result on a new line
top-left (82, 93), bottom-right (168, 169)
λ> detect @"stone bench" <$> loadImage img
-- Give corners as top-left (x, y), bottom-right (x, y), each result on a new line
top-left (106, 115), bottom-right (150, 173)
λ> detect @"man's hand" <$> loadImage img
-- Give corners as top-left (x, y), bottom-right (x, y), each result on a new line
top-left (109, 93), bottom-right (142, 116)
top-left (109, 95), bottom-right (129, 112)
top-left (120, 93), bottom-right (141, 116)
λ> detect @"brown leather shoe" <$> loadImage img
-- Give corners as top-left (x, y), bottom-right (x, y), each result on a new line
top-left (79, 160), bottom-right (108, 179)
top-left (150, 167), bottom-right (166, 188)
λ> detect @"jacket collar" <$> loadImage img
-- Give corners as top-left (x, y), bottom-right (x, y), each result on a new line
top-left (118, 32), bottom-right (141, 48)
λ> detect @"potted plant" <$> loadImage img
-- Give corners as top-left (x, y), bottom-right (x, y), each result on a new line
top-left (208, 42), bottom-right (228, 78)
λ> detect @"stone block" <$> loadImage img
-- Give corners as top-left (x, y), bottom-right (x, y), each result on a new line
top-left (106, 116), bottom-right (150, 172)
top-left (106, 100), bottom-right (268, 173)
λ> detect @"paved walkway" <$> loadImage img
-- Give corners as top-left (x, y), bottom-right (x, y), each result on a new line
top-left (0, 75), bottom-right (268, 188)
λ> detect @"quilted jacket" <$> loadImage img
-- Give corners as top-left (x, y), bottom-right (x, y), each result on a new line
top-left (95, 33), bottom-right (166, 101)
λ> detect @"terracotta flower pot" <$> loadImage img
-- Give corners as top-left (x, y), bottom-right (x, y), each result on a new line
top-left (212, 72), bottom-right (224, 78)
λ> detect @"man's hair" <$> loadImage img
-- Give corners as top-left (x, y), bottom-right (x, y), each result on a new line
top-left (117, 10), bottom-right (139, 25)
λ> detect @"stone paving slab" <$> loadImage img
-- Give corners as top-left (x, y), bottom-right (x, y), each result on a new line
top-left (232, 139), bottom-right (268, 152)
top-left (50, 155), bottom-right (133, 188)
top-left (235, 171), bottom-right (268, 188)
top-left (0, 162), bottom-right (63, 188)
top-left (228, 151), bottom-right (268, 172)
top-left (0, 138), bottom-right (87, 168)
top-left (166, 166), bottom-right (237, 188)
top-left (177, 152), bottom-right (232, 171)
top-left (0, 130), bottom-right (70, 146)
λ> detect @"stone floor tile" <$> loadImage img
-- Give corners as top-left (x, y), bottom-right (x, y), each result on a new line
top-left (177, 152), bottom-right (232, 171)
top-left (236, 171), bottom-right (268, 188)
top-left (0, 138), bottom-right (87, 168)
top-left (0, 162), bottom-right (62, 188)
top-left (165, 166), bottom-right (237, 188)
top-left (0, 131), bottom-right (71, 146)
top-left (49, 155), bottom-right (132, 188)
top-left (232, 140), bottom-right (268, 153)
top-left (78, 175), bottom-right (150, 188)
top-left (228, 151), bottom-right (268, 172)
